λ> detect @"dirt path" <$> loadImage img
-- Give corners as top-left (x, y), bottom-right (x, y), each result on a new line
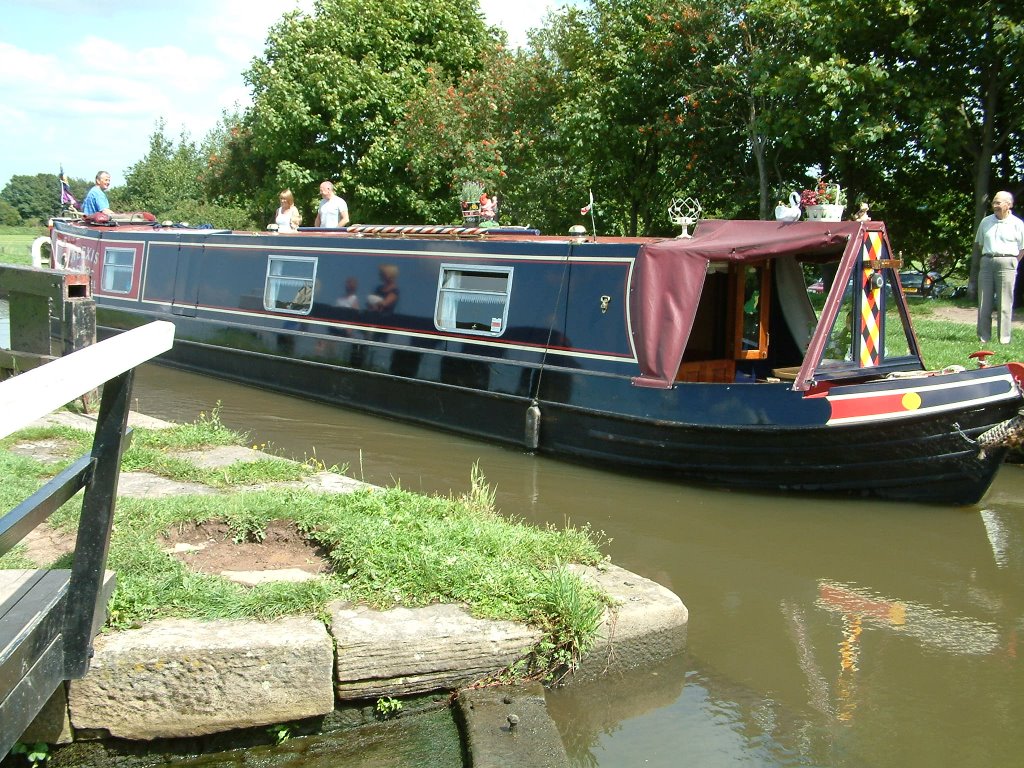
top-left (925, 303), bottom-right (1024, 326)
top-left (928, 304), bottom-right (976, 324)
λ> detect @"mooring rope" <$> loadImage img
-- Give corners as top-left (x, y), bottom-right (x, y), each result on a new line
top-left (977, 412), bottom-right (1024, 458)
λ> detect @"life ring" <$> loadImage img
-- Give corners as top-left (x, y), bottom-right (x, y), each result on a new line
top-left (31, 236), bottom-right (54, 268)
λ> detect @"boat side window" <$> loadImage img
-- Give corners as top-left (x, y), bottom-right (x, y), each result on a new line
top-left (265, 256), bottom-right (317, 315)
top-left (733, 262), bottom-right (771, 360)
top-left (434, 264), bottom-right (513, 336)
top-left (101, 247), bottom-right (136, 294)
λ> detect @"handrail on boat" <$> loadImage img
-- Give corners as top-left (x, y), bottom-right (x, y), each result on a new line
top-left (300, 224), bottom-right (541, 239)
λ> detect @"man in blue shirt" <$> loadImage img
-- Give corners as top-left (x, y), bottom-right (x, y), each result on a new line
top-left (82, 171), bottom-right (113, 215)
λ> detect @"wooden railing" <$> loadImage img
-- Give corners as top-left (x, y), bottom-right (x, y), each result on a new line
top-left (0, 321), bottom-right (175, 758)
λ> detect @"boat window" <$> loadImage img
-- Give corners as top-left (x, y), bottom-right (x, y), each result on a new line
top-left (817, 265), bottom-right (916, 371)
top-left (264, 256), bottom-right (317, 315)
top-left (883, 289), bottom-right (913, 359)
top-left (820, 287), bottom-right (857, 366)
top-left (434, 265), bottom-right (513, 336)
top-left (733, 262), bottom-right (771, 360)
top-left (101, 247), bottom-right (135, 294)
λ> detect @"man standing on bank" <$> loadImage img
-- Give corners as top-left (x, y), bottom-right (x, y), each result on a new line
top-left (82, 171), bottom-right (114, 216)
top-left (974, 190), bottom-right (1024, 345)
top-left (314, 181), bottom-right (349, 228)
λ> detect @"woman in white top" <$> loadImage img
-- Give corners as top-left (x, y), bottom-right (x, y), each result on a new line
top-left (273, 189), bottom-right (302, 232)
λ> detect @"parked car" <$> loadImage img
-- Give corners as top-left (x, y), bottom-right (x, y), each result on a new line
top-left (899, 271), bottom-right (948, 299)
top-left (808, 272), bottom-right (962, 301)
top-left (807, 277), bottom-right (892, 300)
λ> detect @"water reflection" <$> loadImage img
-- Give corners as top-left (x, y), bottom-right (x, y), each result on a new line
top-left (127, 364), bottom-right (1024, 767)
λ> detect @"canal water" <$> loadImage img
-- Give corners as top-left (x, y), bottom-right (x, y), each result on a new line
top-left (126, 364), bottom-right (1024, 768)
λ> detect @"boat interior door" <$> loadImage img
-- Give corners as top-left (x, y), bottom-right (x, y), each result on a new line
top-left (675, 261), bottom-right (771, 383)
top-left (170, 241), bottom-right (201, 317)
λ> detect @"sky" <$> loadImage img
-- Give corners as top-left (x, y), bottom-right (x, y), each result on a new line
top-left (0, 0), bottom-right (579, 189)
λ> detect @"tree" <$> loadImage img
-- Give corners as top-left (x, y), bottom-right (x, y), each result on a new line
top-left (0, 199), bottom-right (21, 226)
top-left (785, 0), bottom-right (1024, 275)
top-left (0, 173), bottom-right (66, 224)
top-left (121, 119), bottom-right (204, 216)
top-left (201, 109), bottom-right (266, 223)
top-left (243, 0), bottom-right (494, 223)
top-left (499, 0), bottom-right (694, 236)
top-left (121, 119), bottom-right (258, 229)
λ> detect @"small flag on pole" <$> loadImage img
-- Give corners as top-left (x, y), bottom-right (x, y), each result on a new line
top-left (59, 165), bottom-right (78, 208)
top-left (581, 190), bottom-right (594, 216)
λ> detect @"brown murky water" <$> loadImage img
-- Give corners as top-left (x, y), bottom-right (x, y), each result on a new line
top-left (124, 363), bottom-right (1024, 767)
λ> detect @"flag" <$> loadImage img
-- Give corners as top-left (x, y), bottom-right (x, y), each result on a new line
top-left (59, 165), bottom-right (78, 208)
top-left (581, 190), bottom-right (594, 216)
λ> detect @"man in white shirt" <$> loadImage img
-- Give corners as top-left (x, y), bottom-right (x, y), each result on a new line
top-left (974, 191), bottom-right (1024, 344)
top-left (314, 181), bottom-right (349, 228)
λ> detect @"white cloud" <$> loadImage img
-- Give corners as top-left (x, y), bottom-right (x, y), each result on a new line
top-left (0, 1), bottom-right (574, 189)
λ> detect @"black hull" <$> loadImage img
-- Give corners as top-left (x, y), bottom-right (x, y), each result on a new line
top-left (135, 330), bottom-right (1012, 506)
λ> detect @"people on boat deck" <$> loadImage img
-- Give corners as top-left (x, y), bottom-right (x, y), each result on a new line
top-left (273, 190), bottom-right (302, 232)
top-left (973, 190), bottom-right (1024, 345)
top-left (367, 265), bottom-right (399, 315)
top-left (82, 171), bottom-right (114, 216)
top-left (314, 181), bottom-right (349, 227)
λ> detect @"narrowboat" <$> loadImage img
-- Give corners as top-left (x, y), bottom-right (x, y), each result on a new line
top-left (45, 214), bottom-right (1024, 504)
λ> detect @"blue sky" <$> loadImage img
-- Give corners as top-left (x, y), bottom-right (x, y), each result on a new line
top-left (0, 0), bottom-right (578, 188)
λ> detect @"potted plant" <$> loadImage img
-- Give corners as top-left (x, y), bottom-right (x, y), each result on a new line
top-left (800, 180), bottom-right (846, 221)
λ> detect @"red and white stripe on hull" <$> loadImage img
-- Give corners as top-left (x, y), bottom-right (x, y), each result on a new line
top-left (809, 365), bottom-right (1024, 426)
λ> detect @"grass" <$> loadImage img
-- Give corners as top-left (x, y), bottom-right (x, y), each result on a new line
top-left (908, 297), bottom-right (1024, 370)
top-left (0, 225), bottom-right (47, 267)
top-left (0, 408), bottom-right (608, 682)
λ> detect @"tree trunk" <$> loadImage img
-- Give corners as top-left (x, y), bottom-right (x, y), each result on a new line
top-left (748, 98), bottom-right (769, 220)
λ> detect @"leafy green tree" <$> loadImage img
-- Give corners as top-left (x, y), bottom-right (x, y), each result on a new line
top-left (0, 199), bottom-right (21, 226)
top-left (362, 40), bottom-right (577, 228)
top-left (0, 173), bottom-right (65, 224)
top-left (243, 0), bottom-right (494, 223)
top-left (121, 119), bottom-right (258, 229)
top-left (121, 119), bottom-right (204, 216)
top-left (771, 0), bottom-right (1022, 278)
top-left (529, 0), bottom-right (709, 235)
top-left (201, 109), bottom-right (266, 224)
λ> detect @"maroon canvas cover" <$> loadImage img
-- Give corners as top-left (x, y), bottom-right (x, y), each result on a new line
top-left (629, 220), bottom-right (863, 387)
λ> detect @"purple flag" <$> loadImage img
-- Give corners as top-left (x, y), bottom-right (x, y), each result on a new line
top-left (59, 166), bottom-right (78, 207)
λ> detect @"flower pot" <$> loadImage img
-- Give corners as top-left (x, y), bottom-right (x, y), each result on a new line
top-left (804, 204), bottom-right (845, 221)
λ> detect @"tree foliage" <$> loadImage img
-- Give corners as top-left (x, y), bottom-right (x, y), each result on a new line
top-left (0, 199), bottom-right (21, 226)
top-left (121, 119), bottom-right (204, 216)
top-left (0, 173), bottom-right (83, 224)
top-left (4, 0), bottom-right (1020, 276)
top-left (121, 119), bottom-right (258, 229)
top-left (242, 0), bottom-right (494, 223)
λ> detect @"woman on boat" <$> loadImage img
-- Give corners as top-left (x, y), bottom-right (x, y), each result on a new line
top-left (273, 190), bottom-right (302, 232)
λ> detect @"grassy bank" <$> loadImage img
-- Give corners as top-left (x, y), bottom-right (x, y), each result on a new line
top-left (0, 409), bottom-right (607, 680)
top-left (909, 298), bottom-right (1024, 369)
top-left (0, 225), bottom-right (47, 267)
